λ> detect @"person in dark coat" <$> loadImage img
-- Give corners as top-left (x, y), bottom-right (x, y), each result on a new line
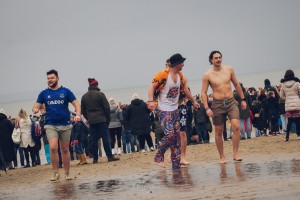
top-left (234, 83), bottom-right (253, 139)
top-left (257, 89), bottom-right (270, 135)
top-left (0, 109), bottom-right (16, 169)
top-left (267, 91), bottom-right (280, 135)
top-left (124, 94), bottom-right (154, 152)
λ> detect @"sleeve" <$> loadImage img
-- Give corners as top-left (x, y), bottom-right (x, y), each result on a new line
top-left (81, 98), bottom-right (87, 120)
top-left (67, 88), bottom-right (76, 103)
top-left (101, 93), bottom-right (111, 123)
top-left (37, 91), bottom-right (44, 104)
top-left (65, 88), bottom-right (76, 103)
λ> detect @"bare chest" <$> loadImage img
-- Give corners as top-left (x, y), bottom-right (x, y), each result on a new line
top-left (208, 71), bottom-right (231, 88)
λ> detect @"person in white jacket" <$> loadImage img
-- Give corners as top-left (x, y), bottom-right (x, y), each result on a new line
top-left (280, 69), bottom-right (300, 141)
top-left (17, 109), bottom-right (36, 167)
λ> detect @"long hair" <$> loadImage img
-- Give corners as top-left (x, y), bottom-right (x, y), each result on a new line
top-left (18, 109), bottom-right (29, 121)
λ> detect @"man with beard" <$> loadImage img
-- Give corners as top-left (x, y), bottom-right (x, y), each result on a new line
top-left (201, 51), bottom-right (246, 164)
top-left (32, 69), bottom-right (81, 181)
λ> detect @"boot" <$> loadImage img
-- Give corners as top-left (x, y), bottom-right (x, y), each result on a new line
top-left (117, 148), bottom-right (122, 155)
top-left (76, 154), bottom-right (82, 165)
top-left (80, 153), bottom-right (88, 165)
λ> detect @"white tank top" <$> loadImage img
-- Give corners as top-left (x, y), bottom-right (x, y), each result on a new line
top-left (157, 73), bottom-right (180, 111)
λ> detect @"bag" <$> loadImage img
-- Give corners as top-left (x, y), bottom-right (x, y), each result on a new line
top-left (12, 128), bottom-right (21, 144)
top-left (254, 109), bottom-right (262, 118)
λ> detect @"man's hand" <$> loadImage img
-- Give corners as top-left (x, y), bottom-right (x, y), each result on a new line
top-left (147, 101), bottom-right (156, 111)
top-left (192, 99), bottom-right (200, 109)
top-left (206, 108), bottom-right (214, 117)
top-left (74, 115), bottom-right (81, 122)
top-left (241, 101), bottom-right (247, 110)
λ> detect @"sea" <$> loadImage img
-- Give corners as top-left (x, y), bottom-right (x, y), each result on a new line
top-left (0, 68), bottom-right (299, 118)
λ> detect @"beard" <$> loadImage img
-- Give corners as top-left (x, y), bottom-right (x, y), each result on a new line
top-left (48, 80), bottom-right (58, 89)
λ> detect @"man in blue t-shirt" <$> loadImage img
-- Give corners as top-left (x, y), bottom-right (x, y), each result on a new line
top-left (32, 69), bottom-right (81, 181)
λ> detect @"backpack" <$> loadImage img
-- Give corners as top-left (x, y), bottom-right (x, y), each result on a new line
top-left (152, 67), bottom-right (186, 100)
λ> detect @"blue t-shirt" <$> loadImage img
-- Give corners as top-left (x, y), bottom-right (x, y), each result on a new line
top-left (37, 86), bottom-right (76, 126)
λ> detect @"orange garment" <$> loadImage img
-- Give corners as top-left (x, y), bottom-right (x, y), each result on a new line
top-left (152, 67), bottom-right (186, 100)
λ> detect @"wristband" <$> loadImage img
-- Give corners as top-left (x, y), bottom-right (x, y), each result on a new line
top-left (205, 107), bottom-right (210, 111)
top-left (241, 98), bottom-right (246, 101)
top-left (147, 100), bottom-right (154, 102)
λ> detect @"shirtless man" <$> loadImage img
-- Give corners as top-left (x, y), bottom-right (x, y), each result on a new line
top-left (201, 51), bottom-right (246, 164)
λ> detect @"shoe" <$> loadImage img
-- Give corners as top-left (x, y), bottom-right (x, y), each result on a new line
top-left (80, 154), bottom-right (88, 165)
top-left (150, 147), bottom-right (155, 151)
top-left (285, 139), bottom-right (289, 142)
top-left (297, 136), bottom-right (300, 140)
top-left (117, 148), bottom-right (122, 155)
top-left (141, 149), bottom-right (146, 153)
top-left (111, 149), bottom-right (115, 155)
top-left (24, 164), bottom-right (30, 168)
top-left (65, 173), bottom-right (73, 180)
top-left (76, 154), bottom-right (82, 165)
top-left (45, 162), bottom-right (51, 165)
top-left (241, 137), bottom-right (246, 140)
top-left (50, 173), bottom-right (60, 181)
top-left (93, 159), bottom-right (98, 164)
top-left (108, 156), bottom-right (120, 162)
top-left (247, 137), bottom-right (251, 139)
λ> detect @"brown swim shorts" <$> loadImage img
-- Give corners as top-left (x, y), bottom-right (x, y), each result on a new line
top-left (211, 97), bottom-right (239, 126)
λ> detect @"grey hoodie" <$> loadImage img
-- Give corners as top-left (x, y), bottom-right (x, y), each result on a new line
top-left (109, 105), bottom-right (123, 128)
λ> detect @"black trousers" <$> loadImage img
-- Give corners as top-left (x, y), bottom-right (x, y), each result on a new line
top-left (286, 117), bottom-right (300, 140)
top-left (138, 135), bottom-right (154, 150)
top-left (23, 146), bottom-right (36, 166)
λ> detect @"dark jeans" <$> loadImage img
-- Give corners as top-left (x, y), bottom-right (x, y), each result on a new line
top-left (286, 117), bottom-right (300, 140)
top-left (23, 146), bottom-right (36, 166)
top-left (122, 130), bottom-right (135, 153)
top-left (109, 127), bottom-right (122, 148)
top-left (138, 135), bottom-right (154, 150)
top-left (90, 123), bottom-right (113, 160)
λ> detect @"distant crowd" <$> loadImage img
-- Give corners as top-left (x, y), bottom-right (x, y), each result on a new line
top-left (0, 76), bottom-right (299, 170)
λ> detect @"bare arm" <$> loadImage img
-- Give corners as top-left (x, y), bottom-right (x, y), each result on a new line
top-left (32, 102), bottom-right (42, 114)
top-left (230, 67), bottom-right (246, 110)
top-left (201, 73), bottom-right (210, 109)
top-left (71, 99), bottom-right (81, 122)
top-left (201, 73), bottom-right (213, 117)
top-left (183, 81), bottom-right (200, 109)
top-left (148, 82), bottom-right (158, 111)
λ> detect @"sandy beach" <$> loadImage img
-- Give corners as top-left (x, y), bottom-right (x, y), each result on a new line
top-left (0, 132), bottom-right (300, 200)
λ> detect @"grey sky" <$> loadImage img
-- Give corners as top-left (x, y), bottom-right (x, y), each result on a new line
top-left (0, 0), bottom-right (299, 101)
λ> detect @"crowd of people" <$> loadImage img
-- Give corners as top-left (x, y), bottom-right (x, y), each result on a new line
top-left (0, 52), bottom-right (299, 181)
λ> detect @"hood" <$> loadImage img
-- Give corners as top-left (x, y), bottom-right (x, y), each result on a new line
top-left (110, 105), bottom-right (118, 113)
top-left (264, 79), bottom-right (271, 86)
top-left (131, 99), bottom-right (143, 106)
top-left (0, 113), bottom-right (7, 121)
top-left (281, 77), bottom-right (299, 83)
top-left (282, 80), bottom-right (298, 88)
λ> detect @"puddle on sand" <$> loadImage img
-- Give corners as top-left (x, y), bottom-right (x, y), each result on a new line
top-left (2, 158), bottom-right (300, 199)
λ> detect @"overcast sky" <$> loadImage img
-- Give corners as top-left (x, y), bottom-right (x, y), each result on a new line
top-left (0, 0), bottom-right (299, 100)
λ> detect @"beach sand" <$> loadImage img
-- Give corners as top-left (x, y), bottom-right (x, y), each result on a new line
top-left (1, 133), bottom-right (300, 199)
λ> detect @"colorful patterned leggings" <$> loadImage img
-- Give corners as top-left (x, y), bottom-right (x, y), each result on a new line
top-left (154, 109), bottom-right (181, 169)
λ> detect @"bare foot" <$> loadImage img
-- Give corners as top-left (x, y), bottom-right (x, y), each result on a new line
top-left (167, 153), bottom-right (171, 163)
top-left (158, 162), bottom-right (166, 168)
top-left (219, 157), bottom-right (226, 164)
top-left (233, 154), bottom-right (242, 162)
top-left (180, 159), bottom-right (190, 165)
top-left (180, 164), bottom-right (187, 168)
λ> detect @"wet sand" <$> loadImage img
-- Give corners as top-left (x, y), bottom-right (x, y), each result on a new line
top-left (1, 133), bottom-right (300, 200)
